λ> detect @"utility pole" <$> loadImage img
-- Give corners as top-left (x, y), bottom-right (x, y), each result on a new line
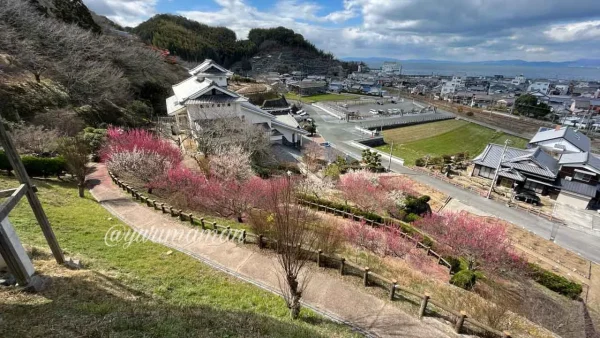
top-left (486, 139), bottom-right (511, 199)
top-left (387, 141), bottom-right (394, 172)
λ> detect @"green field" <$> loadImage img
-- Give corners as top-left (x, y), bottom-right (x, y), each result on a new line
top-left (376, 120), bottom-right (529, 165)
top-left (0, 176), bottom-right (355, 337)
top-left (285, 92), bottom-right (361, 103)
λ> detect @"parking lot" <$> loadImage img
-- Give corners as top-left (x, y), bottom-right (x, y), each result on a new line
top-left (347, 99), bottom-right (435, 119)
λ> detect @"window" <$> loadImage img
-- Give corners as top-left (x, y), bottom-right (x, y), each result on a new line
top-left (477, 166), bottom-right (496, 179)
top-left (574, 172), bottom-right (593, 182)
top-left (524, 180), bottom-right (544, 194)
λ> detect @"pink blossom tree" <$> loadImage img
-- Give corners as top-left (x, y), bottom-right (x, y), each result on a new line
top-left (338, 170), bottom-right (391, 213)
top-left (415, 212), bottom-right (523, 272)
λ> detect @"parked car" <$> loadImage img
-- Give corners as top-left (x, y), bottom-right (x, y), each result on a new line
top-left (391, 100), bottom-right (397, 104)
top-left (369, 109), bottom-right (378, 115)
top-left (376, 101), bottom-right (383, 105)
top-left (514, 190), bottom-right (541, 206)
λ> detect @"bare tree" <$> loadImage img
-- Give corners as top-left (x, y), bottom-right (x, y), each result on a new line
top-left (191, 108), bottom-right (271, 161)
top-left (10, 123), bottom-right (60, 155)
top-left (250, 176), bottom-right (320, 319)
top-left (58, 135), bottom-right (91, 198)
top-left (302, 142), bottom-right (324, 172)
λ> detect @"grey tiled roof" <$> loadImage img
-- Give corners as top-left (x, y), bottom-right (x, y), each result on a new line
top-left (529, 126), bottom-right (590, 152)
top-left (558, 179), bottom-right (597, 198)
top-left (473, 144), bottom-right (558, 178)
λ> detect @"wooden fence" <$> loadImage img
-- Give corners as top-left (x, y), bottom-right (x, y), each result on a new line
top-left (297, 199), bottom-right (452, 270)
top-left (108, 172), bottom-right (514, 338)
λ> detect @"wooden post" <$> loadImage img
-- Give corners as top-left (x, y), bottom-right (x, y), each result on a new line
top-left (418, 293), bottom-right (430, 319)
top-left (0, 122), bottom-right (64, 264)
top-left (363, 267), bottom-right (370, 286)
top-left (258, 234), bottom-right (264, 249)
top-left (454, 311), bottom-right (467, 333)
top-left (389, 280), bottom-right (397, 300)
top-left (212, 222), bottom-right (217, 231)
top-left (339, 258), bottom-right (345, 275)
top-left (179, 211), bottom-right (185, 221)
top-left (200, 218), bottom-right (205, 229)
top-left (241, 230), bottom-right (246, 244)
top-left (226, 226), bottom-right (231, 239)
top-left (317, 249), bottom-right (323, 267)
top-left (189, 214), bottom-right (194, 225)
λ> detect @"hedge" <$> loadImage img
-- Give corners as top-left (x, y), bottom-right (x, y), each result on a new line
top-left (298, 193), bottom-right (434, 247)
top-left (0, 151), bottom-right (67, 178)
top-left (529, 263), bottom-right (583, 299)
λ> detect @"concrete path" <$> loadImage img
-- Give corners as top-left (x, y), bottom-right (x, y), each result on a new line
top-left (87, 164), bottom-right (453, 338)
top-left (307, 104), bottom-right (600, 264)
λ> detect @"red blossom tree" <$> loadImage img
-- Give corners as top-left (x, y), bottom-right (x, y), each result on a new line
top-left (415, 212), bottom-right (524, 272)
top-left (102, 127), bottom-right (182, 165)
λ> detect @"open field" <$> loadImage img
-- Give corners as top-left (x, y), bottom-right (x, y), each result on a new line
top-left (0, 176), bottom-right (356, 338)
top-left (285, 92), bottom-right (361, 103)
top-left (376, 121), bottom-right (529, 165)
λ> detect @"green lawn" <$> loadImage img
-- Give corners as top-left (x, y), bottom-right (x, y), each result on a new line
top-left (285, 92), bottom-right (361, 103)
top-left (376, 121), bottom-right (529, 165)
top-left (0, 176), bottom-right (356, 338)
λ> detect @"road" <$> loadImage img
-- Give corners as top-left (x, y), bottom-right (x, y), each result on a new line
top-left (304, 103), bottom-right (600, 264)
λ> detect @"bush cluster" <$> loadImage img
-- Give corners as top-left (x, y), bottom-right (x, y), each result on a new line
top-left (450, 270), bottom-right (477, 290)
top-left (0, 151), bottom-right (66, 177)
top-left (528, 264), bottom-right (582, 299)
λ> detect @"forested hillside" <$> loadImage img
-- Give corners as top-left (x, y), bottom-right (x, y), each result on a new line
top-left (133, 15), bottom-right (349, 75)
top-left (0, 0), bottom-right (187, 130)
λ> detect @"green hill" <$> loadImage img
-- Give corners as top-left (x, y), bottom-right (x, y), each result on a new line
top-left (132, 15), bottom-right (352, 75)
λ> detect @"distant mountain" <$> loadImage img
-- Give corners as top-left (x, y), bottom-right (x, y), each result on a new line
top-left (342, 57), bottom-right (600, 69)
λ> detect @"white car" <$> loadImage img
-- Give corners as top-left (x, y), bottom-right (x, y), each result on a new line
top-left (369, 109), bottom-right (378, 115)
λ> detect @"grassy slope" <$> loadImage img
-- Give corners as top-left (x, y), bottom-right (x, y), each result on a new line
top-left (376, 121), bottom-right (529, 165)
top-left (0, 176), bottom-right (355, 338)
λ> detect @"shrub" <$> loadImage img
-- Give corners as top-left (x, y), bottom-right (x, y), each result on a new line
top-left (450, 270), bottom-right (477, 290)
top-left (414, 158), bottom-right (425, 167)
top-left (0, 151), bottom-right (66, 177)
top-left (404, 213), bottom-right (421, 222)
top-left (466, 111), bottom-right (474, 116)
top-left (444, 256), bottom-right (462, 274)
top-left (529, 264), bottom-right (582, 299)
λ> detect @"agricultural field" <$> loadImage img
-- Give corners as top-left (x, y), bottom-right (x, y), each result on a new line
top-left (285, 92), bottom-right (361, 103)
top-left (376, 120), bottom-right (529, 165)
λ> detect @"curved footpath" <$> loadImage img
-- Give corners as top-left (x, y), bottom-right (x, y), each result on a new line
top-left (87, 164), bottom-right (454, 338)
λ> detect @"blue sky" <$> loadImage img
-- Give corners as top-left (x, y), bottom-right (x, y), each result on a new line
top-left (84, 0), bottom-right (600, 62)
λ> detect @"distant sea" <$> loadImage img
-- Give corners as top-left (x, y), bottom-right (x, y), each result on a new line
top-left (398, 63), bottom-right (600, 81)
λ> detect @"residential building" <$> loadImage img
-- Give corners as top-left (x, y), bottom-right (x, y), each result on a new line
top-left (511, 74), bottom-right (526, 86)
top-left (441, 76), bottom-right (465, 95)
top-left (527, 82), bottom-right (551, 94)
top-left (528, 126), bottom-right (590, 154)
top-left (288, 80), bottom-right (327, 96)
top-left (166, 59), bottom-right (307, 148)
top-left (472, 126), bottom-right (600, 209)
top-left (382, 62), bottom-right (401, 74)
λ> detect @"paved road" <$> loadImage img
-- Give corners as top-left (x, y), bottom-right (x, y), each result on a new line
top-left (306, 104), bottom-right (600, 264)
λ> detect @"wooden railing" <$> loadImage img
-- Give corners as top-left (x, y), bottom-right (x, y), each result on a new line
top-left (109, 172), bottom-right (515, 338)
top-left (298, 199), bottom-right (452, 270)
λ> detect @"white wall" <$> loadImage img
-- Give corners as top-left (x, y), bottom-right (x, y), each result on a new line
top-left (556, 191), bottom-right (590, 209)
top-left (534, 139), bottom-right (582, 153)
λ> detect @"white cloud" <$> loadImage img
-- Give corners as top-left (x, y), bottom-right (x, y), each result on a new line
top-left (84, 0), bottom-right (600, 61)
top-left (83, 0), bottom-right (157, 27)
top-left (545, 20), bottom-right (600, 42)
